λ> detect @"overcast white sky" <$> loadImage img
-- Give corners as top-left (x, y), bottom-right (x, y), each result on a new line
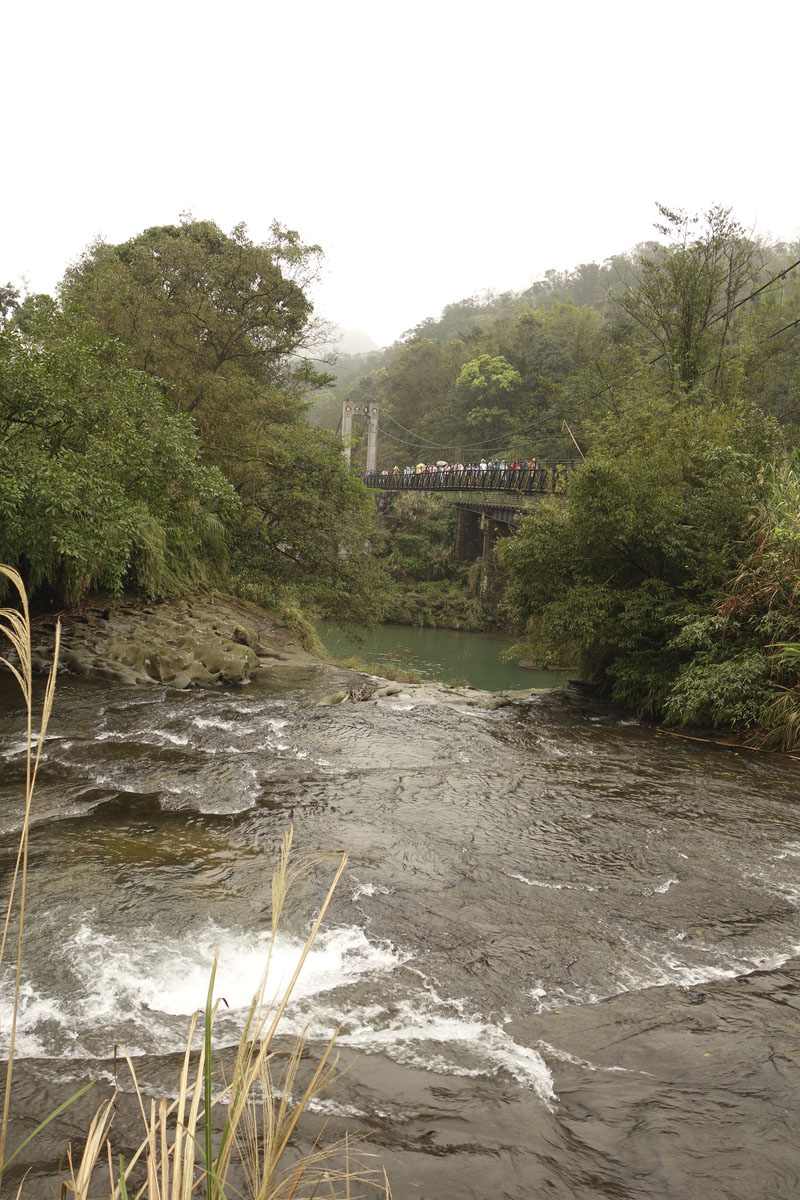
top-left (4, 0), bottom-right (798, 348)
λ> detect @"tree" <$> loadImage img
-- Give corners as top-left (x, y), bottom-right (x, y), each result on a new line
top-left (615, 205), bottom-right (764, 397)
top-left (0, 301), bottom-right (236, 604)
top-left (455, 353), bottom-right (521, 442)
top-left (500, 385), bottom-right (781, 720)
top-left (61, 218), bottom-right (330, 452)
top-left (60, 218), bottom-right (389, 617)
top-left (230, 424), bottom-right (390, 620)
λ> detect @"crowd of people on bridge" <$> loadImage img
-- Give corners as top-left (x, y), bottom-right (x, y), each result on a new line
top-left (367, 457), bottom-right (539, 478)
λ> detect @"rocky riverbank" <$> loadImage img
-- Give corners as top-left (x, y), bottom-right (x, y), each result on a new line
top-left (29, 593), bottom-right (318, 688)
top-left (25, 592), bottom-right (541, 712)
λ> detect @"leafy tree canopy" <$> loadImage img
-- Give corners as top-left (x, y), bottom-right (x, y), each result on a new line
top-left (500, 387), bottom-right (781, 717)
top-left (61, 217), bottom-right (331, 441)
top-left (58, 217), bottom-right (389, 619)
top-left (0, 300), bottom-right (236, 604)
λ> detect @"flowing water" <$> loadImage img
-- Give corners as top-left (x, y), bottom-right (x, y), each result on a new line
top-left (1, 651), bottom-right (799, 1198)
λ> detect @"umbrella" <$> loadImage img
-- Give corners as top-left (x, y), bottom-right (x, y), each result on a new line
top-left (436, 460), bottom-right (448, 467)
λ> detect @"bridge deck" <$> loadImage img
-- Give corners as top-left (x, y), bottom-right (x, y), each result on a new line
top-left (362, 463), bottom-right (573, 494)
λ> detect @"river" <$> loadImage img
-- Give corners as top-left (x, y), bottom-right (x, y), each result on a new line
top-left (315, 620), bottom-right (574, 692)
top-left (1, 645), bottom-right (799, 1198)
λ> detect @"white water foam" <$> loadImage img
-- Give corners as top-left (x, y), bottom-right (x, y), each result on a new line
top-left (324, 997), bottom-right (557, 1106)
top-left (508, 871), bottom-right (599, 893)
top-left (5, 915), bottom-right (557, 1105)
top-left (65, 920), bottom-right (406, 1020)
top-left (192, 716), bottom-right (257, 735)
top-left (0, 983), bottom-right (72, 1057)
top-left (351, 881), bottom-right (395, 902)
top-left (95, 728), bottom-right (190, 747)
top-left (650, 877), bottom-right (679, 894)
top-left (537, 1040), bottom-right (653, 1077)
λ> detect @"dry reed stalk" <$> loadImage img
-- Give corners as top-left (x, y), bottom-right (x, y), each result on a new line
top-left (62, 1098), bottom-right (116, 1200)
top-left (0, 566), bottom-right (61, 1190)
top-left (100, 831), bottom-right (385, 1200)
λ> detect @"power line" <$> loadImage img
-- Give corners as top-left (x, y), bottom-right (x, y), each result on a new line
top-left (767, 315), bottom-right (800, 341)
top-left (647, 257), bottom-right (800, 367)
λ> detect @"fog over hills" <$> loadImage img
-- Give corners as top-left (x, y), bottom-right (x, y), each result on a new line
top-left (333, 328), bottom-right (381, 354)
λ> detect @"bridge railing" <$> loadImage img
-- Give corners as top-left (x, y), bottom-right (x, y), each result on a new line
top-left (361, 462), bottom-right (576, 494)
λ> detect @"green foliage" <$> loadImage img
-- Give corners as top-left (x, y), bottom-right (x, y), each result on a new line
top-left (616, 205), bottom-right (764, 396)
top-left (373, 494), bottom-right (508, 629)
top-left (230, 424), bottom-right (390, 621)
top-left (0, 304), bottom-right (236, 605)
top-left (378, 493), bottom-right (457, 582)
top-left (56, 216), bottom-right (390, 621)
top-left (500, 389), bottom-right (780, 721)
top-left (61, 218), bottom-right (326, 421)
top-left (713, 459), bottom-right (800, 747)
top-left (663, 652), bottom-right (772, 728)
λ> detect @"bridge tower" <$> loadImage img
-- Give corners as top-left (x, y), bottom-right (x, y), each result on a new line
top-left (341, 402), bottom-right (379, 474)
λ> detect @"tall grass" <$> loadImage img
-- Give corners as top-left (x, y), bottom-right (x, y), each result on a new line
top-left (0, 567), bottom-right (389, 1200)
top-left (0, 564), bottom-right (62, 1188)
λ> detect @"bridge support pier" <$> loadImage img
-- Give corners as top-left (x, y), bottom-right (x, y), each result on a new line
top-left (455, 508), bottom-right (484, 564)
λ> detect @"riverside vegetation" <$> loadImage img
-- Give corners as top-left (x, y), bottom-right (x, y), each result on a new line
top-left (1, 204), bottom-right (799, 746)
top-left (317, 206), bottom-right (800, 750)
top-left (0, 565), bottom-right (390, 1199)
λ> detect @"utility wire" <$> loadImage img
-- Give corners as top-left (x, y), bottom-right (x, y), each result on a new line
top-left (376, 423), bottom-right (553, 464)
top-left (767, 315), bottom-right (800, 340)
top-left (647, 257), bottom-right (800, 367)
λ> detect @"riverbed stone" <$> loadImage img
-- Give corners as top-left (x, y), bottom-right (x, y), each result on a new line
top-left (144, 647), bottom-right (191, 683)
top-left (26, 594), bottom-right (535, 716)
top-left (232, 621), bottom-right (258, 648)
top-left (183, 659), bottom-right (220, 686)
top-left (195, 642), bottom-right (258, 682)
top-left (60, 647), bottom-right (92, 676)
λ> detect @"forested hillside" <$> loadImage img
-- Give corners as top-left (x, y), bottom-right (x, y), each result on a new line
top-left (318, 206), bottom-right (799, 466)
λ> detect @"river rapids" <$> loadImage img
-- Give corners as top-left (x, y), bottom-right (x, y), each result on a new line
top-left (1, 660), bottom-right (799, 1198)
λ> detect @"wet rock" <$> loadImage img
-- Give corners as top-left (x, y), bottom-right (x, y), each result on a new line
top-left (94, 663), bottom-right (142, 685)
top-left (316, 690), bottom-right (349, 706)
top-left (232, 622), bottom-right (258, 648)
top-left (196, 643), bottom-right (258, 683)
top-left (144, 648), bottom-right (190, 683)
top-left (255, 645), bottom-right (290, 660)
top-left (60, 648), bottom-right (92, 676)
top-left (28, 593), bottom-right (318, 691)
top-left (182, 660), bottom-right (219, 686)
